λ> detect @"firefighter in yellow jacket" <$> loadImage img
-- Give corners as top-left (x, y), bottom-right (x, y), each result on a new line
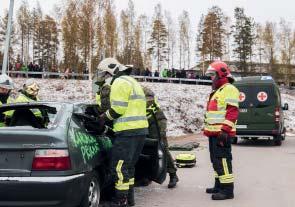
top-left (0, 74), bottom-right (14, 127)
top-left (96, 58), bottom-right (148, 207)
top-left (204, 61), bottom-right (239, 200)
top-left (14, 79), bottom-right (48, 126)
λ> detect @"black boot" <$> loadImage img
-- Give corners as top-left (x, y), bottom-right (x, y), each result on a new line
top-left (206, 178), bottom-right (220, 194)
top-left (212, 192), bottom-right (234, 200)
top-left (212, 183), bottom-right (234, 200)
top-left (168, 173), bottom-right (179, 188)
top-left (128, 187), bottom-right (135, 206)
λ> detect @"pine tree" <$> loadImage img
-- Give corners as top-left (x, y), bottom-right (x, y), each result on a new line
top-left (232, 7), bottom-right (256, 73)
top-left (133, 17), bottom-right (144, 69)
top-left (165, 11), bottom-right (176, 69)
top-left (61, 0), bottom-right (80, 73)
top-left (40, 15), bottom-right (59, 72)
top-left (118, 0), bottom-right (136, 65)
top-left (200, 6), bottom-right (226, 62)
top-left (103, 0), bottom-right (117, 58)
top-left (93, 0), bottom-right (105, 69)
top-left (278, 19), bottom-right (295, 85)
top-left (78, 0), bottom-right (97, 75)
top-left (16, 1), bottom-right (31, 64)
top-left (178, 10), bottom-right (191, 69)
top-left (148, 4), bottom-right (168, 71)
top-left (32, 2), bottom-right (43, 65)
top-left (0, 10), bottom-right (17, 62)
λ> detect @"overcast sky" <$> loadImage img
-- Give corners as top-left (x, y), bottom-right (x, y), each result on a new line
top-left (1, 0), bottom-right (295, 66)
top-left (1, 0), bottom-right (295, 25)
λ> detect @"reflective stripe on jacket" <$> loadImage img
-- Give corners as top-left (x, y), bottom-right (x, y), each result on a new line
top-left (106, 76), bottom-right (148, 135)
top-left (0, 96), bottom-right (14, 127)
top-left (204, 83), bottom-right (239, 137)
top-left (96, 93), bottom-right (101, 107)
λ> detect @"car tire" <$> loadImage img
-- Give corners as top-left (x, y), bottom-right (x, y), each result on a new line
top-left (80, 172), bottom-right (101, 207)
top-left (274, 136), bottom-right (282, 146)
top-left (231, 137), bottom-right (238, 144)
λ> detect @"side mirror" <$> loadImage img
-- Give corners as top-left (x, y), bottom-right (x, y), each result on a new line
top-left (282, 103), bottom-right (289, 111)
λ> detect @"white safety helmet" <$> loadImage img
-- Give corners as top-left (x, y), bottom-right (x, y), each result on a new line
top-left (97, 58), bottom-right (128, 76)
top-left (0, 74), bottom-right (14, 90)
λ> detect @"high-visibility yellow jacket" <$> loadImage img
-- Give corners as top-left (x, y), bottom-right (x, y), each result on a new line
top-left (0, 96), bottom-right (14, 127)
top-left (14, 93), bottom-right (42, 117)
top-left (105, 76), bottom-right (148, 136)
top-left (204, 83), bottom-right (240, 137)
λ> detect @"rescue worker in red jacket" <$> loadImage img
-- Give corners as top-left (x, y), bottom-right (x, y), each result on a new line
top-left (204, 61), bottom-right (239, 200)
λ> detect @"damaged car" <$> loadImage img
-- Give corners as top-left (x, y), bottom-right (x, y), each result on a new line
top-left (0, 102), bottom-right (167, 207)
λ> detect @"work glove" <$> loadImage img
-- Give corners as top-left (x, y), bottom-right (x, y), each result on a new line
top-left (84, 116), bottom-right (105, 135)
top-left (217, 130), bottom-right (229, 147)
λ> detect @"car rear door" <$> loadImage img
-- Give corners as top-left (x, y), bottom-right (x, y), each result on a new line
top-left (135, 112), bottom-right (167, 184)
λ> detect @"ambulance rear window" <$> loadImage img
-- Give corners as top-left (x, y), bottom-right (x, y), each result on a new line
top-left (237, 85), bottom-right (276, 108)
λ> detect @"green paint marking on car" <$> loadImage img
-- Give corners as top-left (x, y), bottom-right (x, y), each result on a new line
top-left (99, 136), bottom-right (112, 149)
top-left (73, 129), bottom-right (100, 163)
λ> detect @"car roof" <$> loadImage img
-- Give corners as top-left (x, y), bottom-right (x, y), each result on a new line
top-left (234, 76), bottom-right (276, 85)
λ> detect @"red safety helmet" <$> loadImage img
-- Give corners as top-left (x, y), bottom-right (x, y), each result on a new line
top-left (205, 61), bottom-right (234, 82)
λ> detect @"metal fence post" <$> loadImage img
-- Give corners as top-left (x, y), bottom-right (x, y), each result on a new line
top-left (1, 0), bottom-right (14, 75)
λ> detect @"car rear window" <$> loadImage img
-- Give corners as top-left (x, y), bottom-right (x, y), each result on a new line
top-left (236, 85), bottom-right (276, 108)
top-left (0, 103), bottom-right (61, 129)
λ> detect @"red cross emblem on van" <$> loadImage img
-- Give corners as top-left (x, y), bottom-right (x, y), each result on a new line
top-left (257, 91), bottom-right (268, 102)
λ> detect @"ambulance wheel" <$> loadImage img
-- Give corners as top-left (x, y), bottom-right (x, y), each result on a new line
top-left (231, 137), bottom-right (238, 144)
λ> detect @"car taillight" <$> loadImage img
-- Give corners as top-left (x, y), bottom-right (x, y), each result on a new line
top-left (32, 149), bottom-right (71, 171)
top-left (275, 107), bottom-right (280, 122)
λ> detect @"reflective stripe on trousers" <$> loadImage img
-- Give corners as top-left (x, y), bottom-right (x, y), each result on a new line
top-left (115, 160), bottom-right (129, 191)
top-left (219, 159), bottom-right (234, 184)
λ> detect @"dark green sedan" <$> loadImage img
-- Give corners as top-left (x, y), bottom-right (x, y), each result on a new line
top-left (0, 102), bottom-right (167, 207)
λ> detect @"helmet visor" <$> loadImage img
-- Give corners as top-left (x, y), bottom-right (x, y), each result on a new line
top-left (0, 83), bottom-right (14, 90)
top-left (95, 71), bottom-right (111, 85)
top-left (205, 69), bottom-right (217, 78)
top-left (0, 78), bottom-right (14, 90)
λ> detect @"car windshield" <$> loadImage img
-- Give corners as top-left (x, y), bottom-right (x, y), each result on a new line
top-left (237, 85), bottom-right (276, 109)
top-left (0, 103), bottom-right (62, 129)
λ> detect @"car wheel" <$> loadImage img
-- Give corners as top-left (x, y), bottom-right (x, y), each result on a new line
top-left (231, 137), bottom-right (238, 144)
top-left (274, 136), bottom-right (282, 146)
top-left (80, 173), bottom-right (100, 207)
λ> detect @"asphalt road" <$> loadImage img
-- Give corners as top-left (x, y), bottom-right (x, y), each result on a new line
top-left (135, 136), bottom-right (295, 207)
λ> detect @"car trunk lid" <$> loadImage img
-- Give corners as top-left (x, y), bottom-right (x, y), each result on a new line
top-left (0, 128), bottom-right (68, 176)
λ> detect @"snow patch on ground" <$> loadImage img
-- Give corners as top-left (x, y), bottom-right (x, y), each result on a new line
top-left (10, 78), bottom-right (295, 137)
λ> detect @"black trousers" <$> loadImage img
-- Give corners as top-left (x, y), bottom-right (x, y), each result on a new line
top-left (208, 137), bottom-right (234, 193)
top-left (163, 136), bottom-right (177, 174)
top-left (110, 135), bottom-right (146, 198)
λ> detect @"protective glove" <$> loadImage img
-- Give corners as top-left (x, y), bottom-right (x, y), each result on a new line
top-left (84, 117), bottom-right (105, 135)
top-left (217, 130), bottom-right (229, 147)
